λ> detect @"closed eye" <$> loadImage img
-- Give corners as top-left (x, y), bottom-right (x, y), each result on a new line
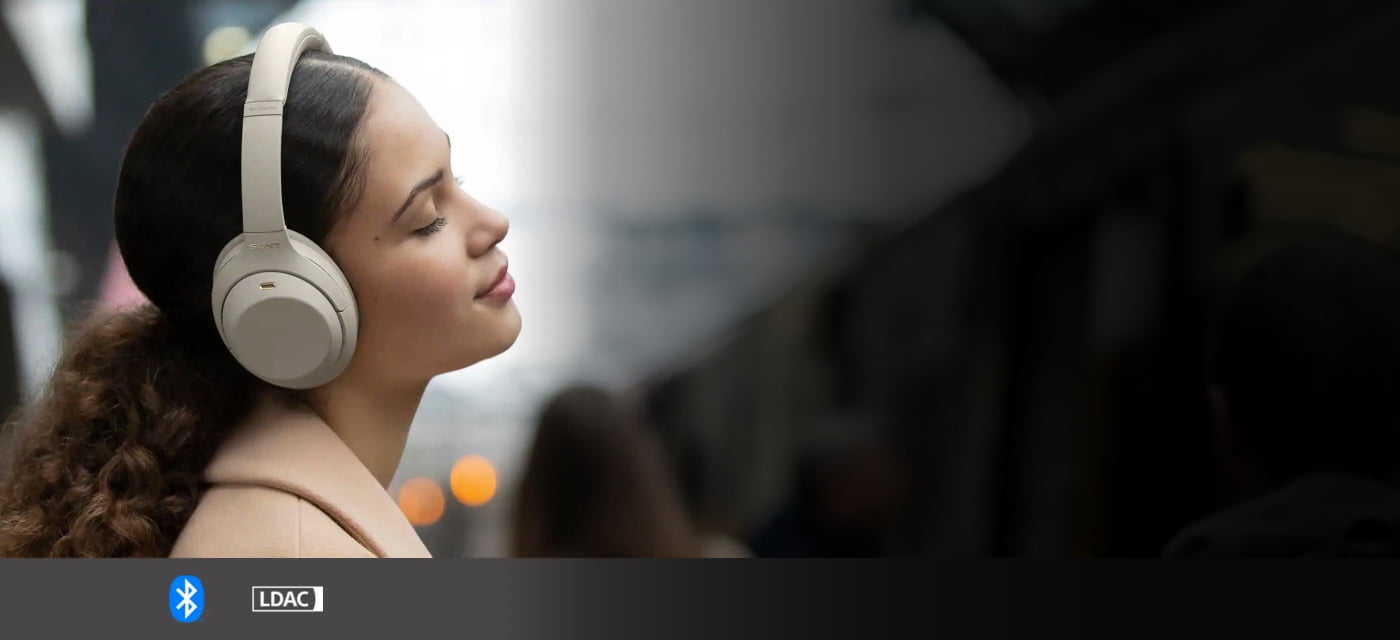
top-left (414, 216), bottom-right (446, 236)
top-left (411, 173), bottom-right (467, 235)
top-left (412, 175), bottom-right (465, 237)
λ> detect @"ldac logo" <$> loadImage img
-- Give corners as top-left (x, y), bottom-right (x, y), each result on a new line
top-left (251, 586), bottom-right (325, 613)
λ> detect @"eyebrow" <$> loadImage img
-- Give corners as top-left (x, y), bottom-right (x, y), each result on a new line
top-left (390, 169), bottom-right (445, 225)
top-left (387, 132), bottom-right (453, 225)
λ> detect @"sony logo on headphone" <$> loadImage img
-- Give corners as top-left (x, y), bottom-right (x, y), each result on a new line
top-left (248, 242), bottom-right (283, 251)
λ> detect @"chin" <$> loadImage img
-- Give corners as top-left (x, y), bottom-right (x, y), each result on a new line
top-left (451, 304), bottom-right (523, 369)
top-left (490, 302), bottom-right (523, 353)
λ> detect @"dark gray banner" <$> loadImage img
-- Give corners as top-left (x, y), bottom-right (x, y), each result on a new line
top-left (0, 560), bottom-right (1039, 638)
top-left (0, 560), bottom-right (921, 639)
top-left (0, 560), bottom-right (1389, 638)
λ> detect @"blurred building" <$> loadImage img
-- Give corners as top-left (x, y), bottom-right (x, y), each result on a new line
top-left (636, 0), bottom-right (1400, 557)
top-left (0, 0), bottom-right (67, 411)
top-left (0, 8), bottom-right (40, 413)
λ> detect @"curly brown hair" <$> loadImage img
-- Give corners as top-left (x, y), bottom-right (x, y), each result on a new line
top-left (0, 305), bottom-right (274, 556)
top-left (0, 50), bottom-right (384, 557)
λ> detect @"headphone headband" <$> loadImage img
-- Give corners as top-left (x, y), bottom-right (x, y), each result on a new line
top-left (241, 23), bottom-right (331, 237)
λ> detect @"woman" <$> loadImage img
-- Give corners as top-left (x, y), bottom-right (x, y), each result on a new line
top-left (510, 386), bottom-right (698, 557)
top-left (0, 24), bottom-right (520, 557)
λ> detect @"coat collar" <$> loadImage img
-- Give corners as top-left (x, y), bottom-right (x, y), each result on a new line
top-left (203, 392), bottom-right (432, 558)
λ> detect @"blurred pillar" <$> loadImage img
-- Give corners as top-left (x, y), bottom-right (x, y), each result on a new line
top-left (40, 0), bottom-right (199, 316)
top-left (0, 8), bottom-right (54, 416)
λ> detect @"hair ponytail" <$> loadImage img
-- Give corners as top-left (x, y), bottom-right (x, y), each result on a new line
top-left (0, 304), bottom-right (274, 556)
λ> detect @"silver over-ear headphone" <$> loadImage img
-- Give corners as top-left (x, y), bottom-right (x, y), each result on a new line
top-left (210, 23), bottom-right (359, 389)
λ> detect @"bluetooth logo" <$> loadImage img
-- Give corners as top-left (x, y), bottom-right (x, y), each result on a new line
top-left (175, 581), bottom-right (198, 617)
top-left (168, 575), bottom-right (205, 623)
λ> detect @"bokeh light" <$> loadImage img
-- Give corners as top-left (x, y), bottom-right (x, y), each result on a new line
top-left (202, 26), bottom-right (251, 65)
top-left (450, 454), bottom-right (498, 507)
top-left (396, 477), bottom-right (445, 526)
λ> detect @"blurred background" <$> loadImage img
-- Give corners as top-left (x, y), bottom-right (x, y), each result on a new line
top-left (3, 0), bottom-right (1400, 557)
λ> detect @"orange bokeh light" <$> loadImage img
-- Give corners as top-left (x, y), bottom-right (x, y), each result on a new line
top-left (396, 477), bottom-right (445, 526)
top-left (450, 455), bottom-right (497, 507)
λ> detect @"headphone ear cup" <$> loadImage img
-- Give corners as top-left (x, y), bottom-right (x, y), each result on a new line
top-left (210, 232), bottom-right (358, 389)
top-left (221, 271), bottom-right (343, 388)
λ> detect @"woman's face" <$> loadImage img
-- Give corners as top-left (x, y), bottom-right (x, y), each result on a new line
top-left (324, 78), bottom-right (520, 386)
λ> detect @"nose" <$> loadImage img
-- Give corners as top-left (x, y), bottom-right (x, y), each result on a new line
top-left (467, 201), bottom-right (510, 258)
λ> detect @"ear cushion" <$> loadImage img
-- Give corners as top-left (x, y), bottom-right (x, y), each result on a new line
top-left (284, 229), bottom-right (360, 378)
top-left (284, 229), bottom-right (356, 313)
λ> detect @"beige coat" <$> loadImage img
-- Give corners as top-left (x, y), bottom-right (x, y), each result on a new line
top-left (169, 395), bottom-right (432, 558)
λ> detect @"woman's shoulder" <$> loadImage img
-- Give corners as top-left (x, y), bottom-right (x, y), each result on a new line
top-left (169, 483), bottom-right (376, 558)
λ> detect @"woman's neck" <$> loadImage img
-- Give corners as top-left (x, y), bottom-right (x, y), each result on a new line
top-left (302, 368), bottom-right (428, 488)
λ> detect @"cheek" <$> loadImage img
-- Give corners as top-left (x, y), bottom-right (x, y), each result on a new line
top-left (339, 238), bottom-right (518, 377)
top-left (349, 253), bottom-right (510, 372)
top-left (360, 261), bottom-right (470, 334)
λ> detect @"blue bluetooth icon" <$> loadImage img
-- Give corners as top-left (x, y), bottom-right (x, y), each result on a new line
top-left (168, 575), bottom-right (205, 623)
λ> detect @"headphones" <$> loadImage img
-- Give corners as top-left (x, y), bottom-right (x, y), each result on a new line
top-left (210, 23), bottom-right (359, 389)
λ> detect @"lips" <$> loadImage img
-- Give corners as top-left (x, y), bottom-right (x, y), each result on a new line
top-left (476, 263), bottom-right (515, 301)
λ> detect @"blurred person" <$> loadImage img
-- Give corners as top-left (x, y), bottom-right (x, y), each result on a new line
top-left (0, 24), bottom-right (520, 557)
top-left (511, 386), bottom-right (699, 557)
top-left (749, 414), bottom-right (908, 557)
top-left (671, 440), bottom-right (753, 558)
top-left (1165, 232), bottom-right (1400, 557)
